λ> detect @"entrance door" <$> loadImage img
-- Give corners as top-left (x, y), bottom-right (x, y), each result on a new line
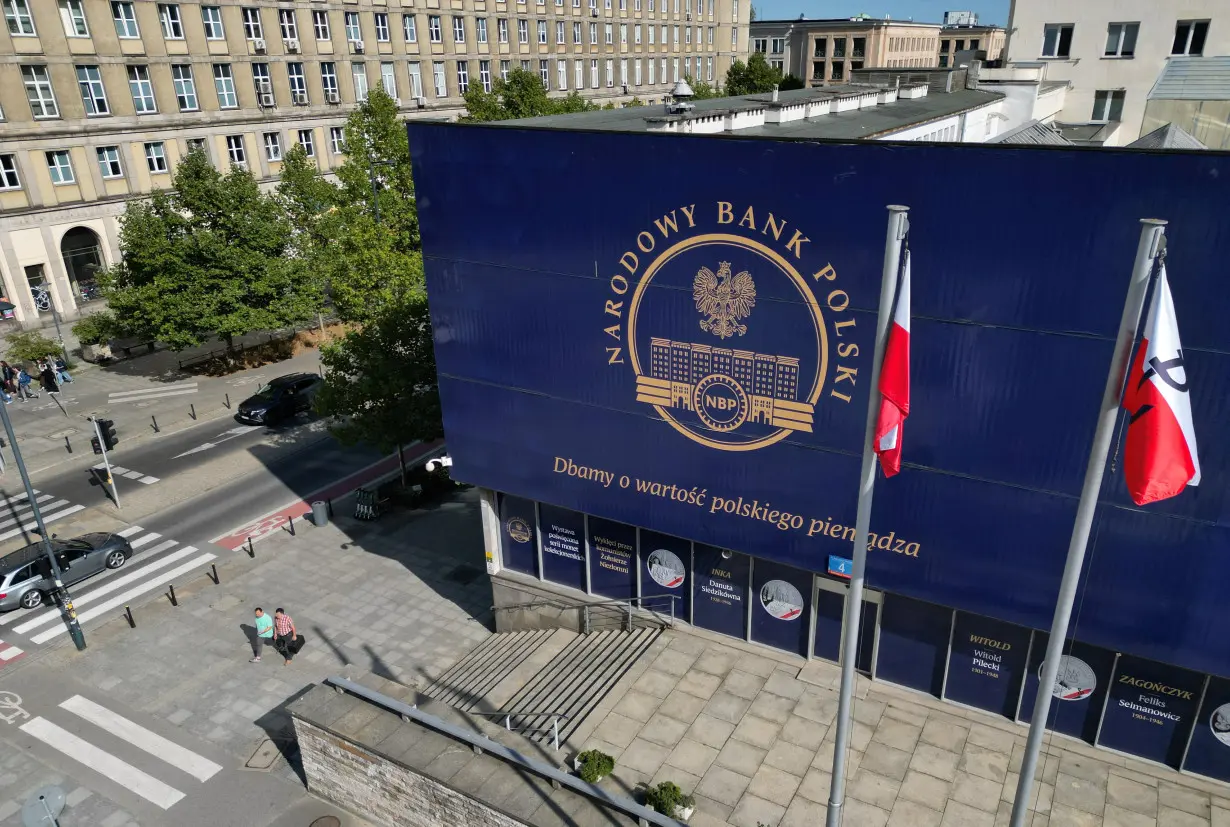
top-left (813, 578), bottom-right (881, 675)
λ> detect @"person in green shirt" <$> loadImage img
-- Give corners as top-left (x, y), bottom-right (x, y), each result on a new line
top-left (251, 607), bottom-right (274, 663)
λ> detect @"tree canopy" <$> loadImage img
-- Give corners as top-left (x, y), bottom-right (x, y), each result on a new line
top-left (724, 52), bottom-right (784, 96)
top-left (685, 76), bottom-right (720, 100)
top-left (462, 67), bottom-right (603, 121)
top-left (101, 148), bottom-right (320, 351)
top-left (780, 73), bottom-right (806, 91)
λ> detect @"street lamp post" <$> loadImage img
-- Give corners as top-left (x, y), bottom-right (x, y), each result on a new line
top-left (0, 301), bottom-right (84, 651)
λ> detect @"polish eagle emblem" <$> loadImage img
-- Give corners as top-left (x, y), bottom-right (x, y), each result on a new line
top-left (694, 261), bottom-right (756, 339)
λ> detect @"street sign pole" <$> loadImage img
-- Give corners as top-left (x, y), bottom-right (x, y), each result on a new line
top-left (90, 417), bottom-right (120, 509)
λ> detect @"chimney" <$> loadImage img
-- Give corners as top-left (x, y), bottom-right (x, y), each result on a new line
top-left (965, 59), bottom-right (982, 89)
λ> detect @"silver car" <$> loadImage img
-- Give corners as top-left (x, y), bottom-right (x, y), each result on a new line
top-left (0, 532), bottom-right (134, 611)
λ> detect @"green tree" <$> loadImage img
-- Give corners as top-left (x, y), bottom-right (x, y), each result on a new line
top-left (462, 67), bottom-right (600, 121)
top-left (6, 330), bottom-right (60, 363)
top-left (277, 143), bottom-right (338, 252)
top-left (779, 73), bottom-right (806, 91)
top-left (724, 52), bottom-right (783, 96)
top-left (749, 4), bottom-right (758, 21)
top-left (100, 148), bottom-right (320, 353)
top-left (685, 76), bottom-right (720, 100)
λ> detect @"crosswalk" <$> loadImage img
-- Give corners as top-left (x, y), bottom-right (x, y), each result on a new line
top-left (17, 693), bottom-right (222, 810)
top-left (0, 523), bottom-right (217, 656)
top-left (92, 463), bottom-right (160, 485)
top-left (0, 488), bottom-right (85, 544)
top-left (107, 381), bottom-right (199, 405)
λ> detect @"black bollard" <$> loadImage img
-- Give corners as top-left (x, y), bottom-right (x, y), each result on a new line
top-left (287, 515), bottom-right (295, 536)
top-left (190, 403), bottom-right (196, 420)
top-left (65, 435), bottom-right (72, 454)
top-left (168, 584), bottom-right (177, 606)
top-left (246, 536), bottom-right (254, 558)
top-left (225, 392), bottom-right (230, 409)
top-left (124, 605), bottom-right (135, 628)
top-left (151, 415), bottom-right (159, 433)
top-left (210, 563), bottom-right (219, 585)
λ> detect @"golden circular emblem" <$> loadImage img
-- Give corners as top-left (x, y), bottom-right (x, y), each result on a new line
top-left (505, 517), bottom-right (532, 543)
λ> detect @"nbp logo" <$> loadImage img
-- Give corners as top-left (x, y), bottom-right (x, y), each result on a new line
top-left (601, 202), bottom-right (860, 452)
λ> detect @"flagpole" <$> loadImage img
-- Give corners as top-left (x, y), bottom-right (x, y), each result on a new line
top-left (1008, 218), bottom-right (1167, 827)
top-left (826, 204), bottom-right (909, 827)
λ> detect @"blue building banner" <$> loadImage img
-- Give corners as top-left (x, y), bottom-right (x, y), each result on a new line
top-left (587, 516), bottom-right (637, 600)
top-left (1018, 637), bottom-right (1117, 744)
top-left (876, 595), bottom-right (952, 697)
top-left (944, 612), bottom-right (1032, 717)
top-left (1182, 675), bottom-right (1230, 783)
top-left (412, 122), bottom-right (1230, 676)
top-left (750, 560), bottom-right (811, 657)
top-left (639, 530), bottom-right (691, 619)
top-left (539, 504), bottom-right (586, 592)
top-left (499, 494), bottom-right (538, 576)
top-left (692, 545), bottom-right (749, 639)
top-left (1098, 654), bottom-right (1202, 768)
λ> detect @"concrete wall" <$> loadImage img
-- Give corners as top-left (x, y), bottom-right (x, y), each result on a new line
top-left (491, 574), bottom-right (585, 633)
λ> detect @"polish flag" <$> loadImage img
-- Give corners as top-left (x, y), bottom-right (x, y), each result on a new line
top-left (1121, 265), bottom-right (1200, 505)
top-left (874, 250), bottom-right (911, 477)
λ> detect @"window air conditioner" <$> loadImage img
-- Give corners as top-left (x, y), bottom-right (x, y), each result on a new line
top-left (685, 12), bottom-right (691, 20)
top-left (349, 39), bottom-right (365, 53)
top-left (591, 9), bottom-right (598, 17)
top-left (293, 92), bottom-right (308, 105)
top-left (326, 91), bottom-right (341, 103)
top-left (253, 38), bottom-right (267, 52)
top-left (416, 96), bottom-right (427, 108)
top-left (285, 38), bottom-right (301, 53)
top-left (259, 92), bottom-right (275, 107)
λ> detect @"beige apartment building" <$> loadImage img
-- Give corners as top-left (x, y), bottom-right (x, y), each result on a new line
top-left (938, 24), bottom-right (1004, 67)
top-left (750, 17), bottom-right (941, 85)
top-left (0, 0), bottom-right (747, 327)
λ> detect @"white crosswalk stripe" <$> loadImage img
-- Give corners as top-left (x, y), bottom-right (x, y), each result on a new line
top-left (92, 464), bottom-right (160, 485)
top-left (0, 504), bottom-right (85, 542)
top-left (107, 383), bottom-right (198, 404)
top-left (61, 696), bottom-right (222, 782)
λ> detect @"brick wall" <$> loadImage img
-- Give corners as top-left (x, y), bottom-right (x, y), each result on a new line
top-left (294, 719), bottom-right (529, 827)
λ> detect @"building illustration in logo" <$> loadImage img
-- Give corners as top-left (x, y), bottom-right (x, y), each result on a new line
top-left (1048, 655), bottom-right (1096, 701)
top-left (505, 517), bottom-right (532, 544)
top-left (635, 261), bottom-right (815, 437)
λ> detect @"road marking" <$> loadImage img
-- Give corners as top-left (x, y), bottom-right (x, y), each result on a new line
top-left (171, 426), bottom-right (263, 459)
top-left (0, 504), bottom-right (85, 542)
top-left (14, 544), bottom-right (196, 635)
top-left (121, 470), bottom-right (144, 480)
top-left (110, 466), bottom-right (130, 475)
top-left (0, 642), bottom-right (24, 661)
top-left (108, 384), bottom-right (198, 403)
top-left (117, 526), bottom-right (144, 538)
top-left (30, 553), bottom-right (216, 644)
top-left (0, 496), bottom-right (55, 529)
top-left (61, 696), bottom-right (222, 782)
top-left (130, 532), bottom-right (162, 549)
top-left (138, 476), bottom-right (159, 484)
top-left (19, 717), bottom-right (185, 809)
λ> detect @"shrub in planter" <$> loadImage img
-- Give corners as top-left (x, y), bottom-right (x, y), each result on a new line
top-left (574, 749), bottom-right (614, 783)
top-left (71, 311), bottom-right (118, 346)
top-left (644, 781), bottom-right (695, 819)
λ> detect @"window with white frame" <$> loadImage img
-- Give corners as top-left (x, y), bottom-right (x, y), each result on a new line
top-left (458, 60), bottom-right (470, 93)
top-left (288, 62), bottom-right (307, 101)
top-left (619, 0), bottom-right (625, 10)
top-left (5, 0), bottom-right (35, 36)
top-left (428, 15), bottom-right (441, 42)
top-left (634, 24), bottom-right (641, 44)
top-left (538, 59), bottom-right (548, 88)
top-left (648, 57), bottom-right (655, 83)
top-left (708, 26), bottom-right (713, 44)
top-left (314, 10), bottom-right (330, 40)
top-left (606, 58), bottom-right (613, 86)
top-left (407, 62), bottom-right (422, 97)
top-left (128, 65), bottom-right (156, 113)
top-left (202, 6), bottom-right (223, 39)
top-left (498, 18), bottom-right (507, 42)
top-left (213, 64), bottom-right (237, 108)
top-left (60, 0), bottom-right (89, 37)
top-left (1091, 89), bottom-right (1124, 122)
top-left (375, 12), bottom-right (390, 42)
top-left (480, 59), bottom-right (492, 92)
top-left (537, 20), bottom-right (546, 44)
top-left (253, 62), bottom-right (272, 97)
top-left (432, 61), bottom-right (446, 96)
top-left (403, 14), bottom-right (416, 42)
top-left (297, 129), bottom-right (314, 157)
top-left (706, 55), bottom-right (712, 80)
top-left (673, 25), bottom-right (679, 44)
top-left (477, 18), bottom-right (487, 43)
top-left (329, 127), bottom-right (345, 154)
top-left (279, 9), bottom-right (298, 40)
top-left (589, 22), bottom-right (596, 43)
top-left (242, 7), bottom-right (262, 40)
top-left (453, 16), bottom-right (465, 43)
top-left (557, 60), bottom-right (566, 90)
top-left (76, 65), bottom-right (109, 116)
top-left (1173, 20), bottom-right (1209, 56)
top-left (605, 23), bottom-right (612, 44)
top-left (145, 142), bottom-right (168, 173)
top-left (46, 151), bottom-right (74, 184)
top-left (376, 61), bottom-right (394, 98)
top-left (112, 1), bottom-right (138, 38)
top-left (185, 137), bottom-right (206, 155)
top-left (574, 59), bottom-right (583, 89)
top-left (21, 67), bottom-right (57, 117)
top-left (500, 60), bottom-right (510, 81)
top-left (660, 24), bottom-right (666, 42)
top-left (620, 57), bottom-right (627, 85)
top-left (1104, 22), bottom-right (1138, 57)
top-left (572, 21), bottom-right (580, 43)
top-left (556, 20), bottom-right (563, 43)
top-left (1041, 23), bottom-right (1073, 58)
top-left (518, 18), bottom-right (527, 43)
top-left (345, 11), bottom-right (360, 41)
top-left (620, 23), bottom-right (626, 43)
top-left (589, 58), bottom-right (598, 88)
top-left (97, 146), bottom-right (122, 179)
top-left (605, 0), bottom-right (611, 10)
top-left (226, 135), bottom-right (246, 167)
top-left (660, 56), bottom-right (666, 81)
top-left (685, 26), bottom-right (690, 44)
top-left (171, 64), bottom-right (198, 110)
top-left (352, 62), bottom-right (368, 100)
top-left (264, 132), bottom-right (282, 161)
top-left (321, 62), bottom-right (338, 97)
top-left (635, 0), bottom-right (640, 10)
top-left (634, 58), bottom-right (641, 85)
top-left (159, 4), bottom-right (184, 39)
top-left (648, 25), bottom-right (654, 44)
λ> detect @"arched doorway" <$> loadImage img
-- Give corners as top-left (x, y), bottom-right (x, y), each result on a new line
top-left (60, 226), bottom-right (105, 306)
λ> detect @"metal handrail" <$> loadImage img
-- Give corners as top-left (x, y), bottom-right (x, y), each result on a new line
top-left (322, 677), bottom-right (682, 827)
top-left (469, 710), bottom-right (571, 750)
top-left (492, 594), bottom-right (680, 613)
top-left (491, 593), bottom-right (680, 634)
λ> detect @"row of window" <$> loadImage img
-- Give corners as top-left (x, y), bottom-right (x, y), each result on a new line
top-left (809, 60), bottom-right (863, 81)
top-left (754, 36), bottom-right (868, 60)
top-left (939, 36), bottom-right (983, 53)
top-left (887, 35), bottom-right (933, 52)
top-left (1040, 18), bottom-right (1210, 59)
top-left (3, 0), bottom-right (719, 45)
top-left (0, 128), bottom-right (348, 193)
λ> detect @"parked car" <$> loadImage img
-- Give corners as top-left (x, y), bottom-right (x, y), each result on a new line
top-left (235, 373), bottom-right (324, 426)
top-left (0, 532), bottom-right (135, 611)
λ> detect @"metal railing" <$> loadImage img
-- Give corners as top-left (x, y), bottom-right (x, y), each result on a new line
top-left (322, 677), bottom-right (681, 827)
top-left (469, 710), bottom-right (570, 751)
top-left (491, 593), bottom-right (681, 634)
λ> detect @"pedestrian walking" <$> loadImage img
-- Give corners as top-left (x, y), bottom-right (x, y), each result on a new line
top-left (0, 361), bottom-right (15, 399)
top-left (39, 360), bottom-right (59, 394)
top-left (250, 606), bottom-right (274, 663)
top-left (53, 356), bottom-right (72, 384)
top-left (273, 608), bottom-right (298, 666)
top-left (16, 367), bottom-right (38, 401)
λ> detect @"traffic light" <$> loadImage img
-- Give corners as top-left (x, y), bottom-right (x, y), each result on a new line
top-left (91, 436), bottom-right (101, 454)
top-left (98, 419), bottom-right (118, 451)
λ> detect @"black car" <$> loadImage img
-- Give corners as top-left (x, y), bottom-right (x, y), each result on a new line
top-left (235, 373), bottom-right (323, 426)
top-left (0, 532), bottom-right (135, 611)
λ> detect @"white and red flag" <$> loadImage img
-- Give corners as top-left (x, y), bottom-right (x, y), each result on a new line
top-left (1121, 265), bottom-right (1200, 505)
top-left (874, 249), bottom-right (911, 477)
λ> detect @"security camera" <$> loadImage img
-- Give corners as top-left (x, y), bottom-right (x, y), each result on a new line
top-left (425, 455), bottom-right (454, 473)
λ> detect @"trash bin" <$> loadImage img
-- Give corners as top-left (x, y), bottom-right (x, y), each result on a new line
top-left (311, 500), bottom-right (329, 527)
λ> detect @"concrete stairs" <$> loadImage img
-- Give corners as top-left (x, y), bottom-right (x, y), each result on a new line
top-left (421, 627), bottom-right (660, 747)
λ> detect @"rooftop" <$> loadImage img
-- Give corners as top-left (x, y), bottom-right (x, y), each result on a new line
top-left (751, 16), bottom-right (943, 29)
top-left (1149, 56), bottom-right (1230, 101)
top-left (509, 83), bottom-right (1003, 141)
top-left (1128, 123), bottom-right (1207, 150)
top-left (988, 119), bottom-right (1073, 146)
